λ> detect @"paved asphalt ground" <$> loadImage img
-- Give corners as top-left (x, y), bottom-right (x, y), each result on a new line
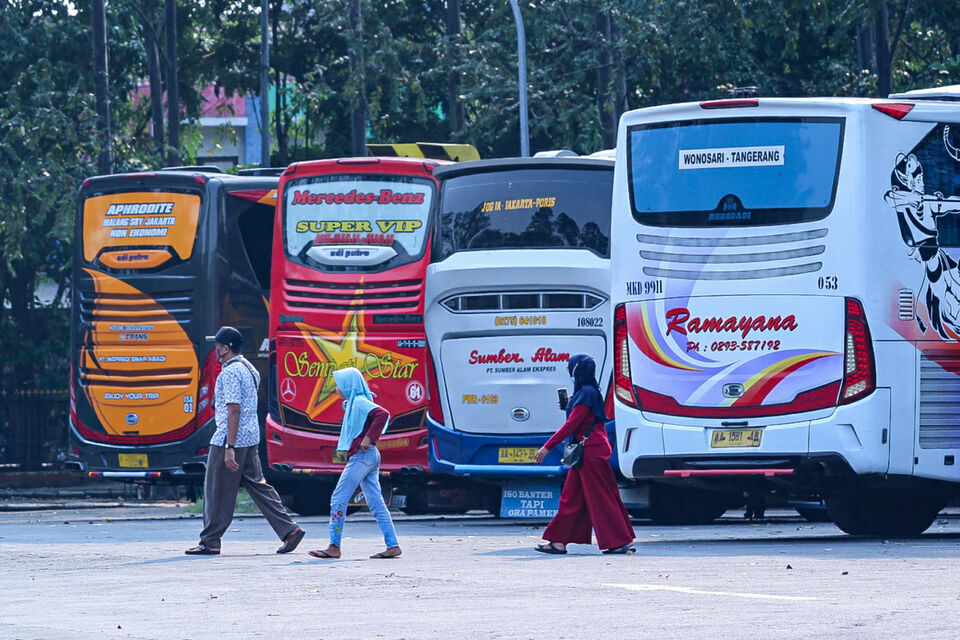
top-left (0, 506), bottom-right (958, 640)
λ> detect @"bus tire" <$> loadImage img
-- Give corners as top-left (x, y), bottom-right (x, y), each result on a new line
top-left (647, 485), bottom-right (732, 525)
top-left (794, 506), bottom-right (833, 523)
top-left (826, 489), bottom-right (946, 537)
top-left (823, 495), bottom-right (870, 535)
top-left (288, 487), bottom-right (332, 517)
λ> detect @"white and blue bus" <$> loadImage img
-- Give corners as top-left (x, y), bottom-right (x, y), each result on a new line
top-left (611, 91), bottom-right (960, 535)
top-left (425, 156), bottom-right (614, 517)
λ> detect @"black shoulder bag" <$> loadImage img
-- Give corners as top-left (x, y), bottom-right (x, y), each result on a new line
top-left (560, 418), bottom-right (601, 468)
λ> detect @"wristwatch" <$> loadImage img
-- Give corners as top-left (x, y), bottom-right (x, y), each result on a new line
top-left (224, 443), bottom-right (236, 450)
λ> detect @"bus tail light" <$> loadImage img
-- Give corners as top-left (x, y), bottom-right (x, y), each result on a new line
top-left (604, 374), bottom-right (615, 419)
top-left (194, 348), bottom-right (221, 428)
top-left (613, 304), bottom-right (639, 409)
top-left (839, 297), bottom-right (876, 404)
top-left (267, 342), bottom-right (280, 421)
top-left (425, 347), bottom-right (445, 425)
top-left (872, 103), bottom-right (914, 120)
top-left (700, 98), bottom-right (759, 109)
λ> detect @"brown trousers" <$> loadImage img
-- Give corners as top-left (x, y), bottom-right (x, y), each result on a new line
top-left (199, 444), bottom-right (298, 549)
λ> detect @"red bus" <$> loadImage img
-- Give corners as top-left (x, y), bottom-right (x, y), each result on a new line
top-left (266, 146), bottom-right (478, 515)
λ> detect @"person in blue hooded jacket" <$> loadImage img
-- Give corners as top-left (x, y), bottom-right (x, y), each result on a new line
top-left (533, 354), bottom-right (635, 555)
top-left (308, 368), bottom-right (400, 559)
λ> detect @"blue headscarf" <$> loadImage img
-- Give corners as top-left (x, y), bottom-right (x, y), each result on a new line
top-left (333, 368), bottom-right (388, 452)
top-left (566, 354), bottom-right (606, 422)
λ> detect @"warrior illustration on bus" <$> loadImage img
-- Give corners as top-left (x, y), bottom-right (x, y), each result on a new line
top-left (884, 127), bottom-right (960, 340)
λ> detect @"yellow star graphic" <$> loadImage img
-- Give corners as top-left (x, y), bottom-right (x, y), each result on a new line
top-left (296, 311), bottom-right (418, 420)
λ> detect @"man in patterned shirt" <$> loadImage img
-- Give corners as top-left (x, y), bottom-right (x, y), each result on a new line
top-left (186, 326), bottom-right (305, 555)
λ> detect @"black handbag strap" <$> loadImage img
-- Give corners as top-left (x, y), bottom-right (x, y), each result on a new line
top-left (577, 415), bottom-right (603, 444)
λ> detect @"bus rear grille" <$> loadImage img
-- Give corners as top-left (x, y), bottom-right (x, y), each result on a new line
top-left (441, 291), bottom-right (605, 313)
top-left (283, 278), bottom-right (422, 311)
top-left (638, 228), bottom-right (827, 281)
top-left (77, 290), bottom-right (193, 323)
top-left (919, 354), bottom-right (960, 449)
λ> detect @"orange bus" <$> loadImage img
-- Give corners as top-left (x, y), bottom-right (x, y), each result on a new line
top-left (67, 167), bottom-right (279, 484)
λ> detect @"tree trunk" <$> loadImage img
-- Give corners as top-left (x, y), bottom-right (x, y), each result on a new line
top-left (445, 0), bottom-right (465, 134)
top-left (348, 0), bottom-right (368, 156)
top-left (91, 0), bottom-right (112, 174)
top-left (594, 12), bottom-right (615, 149)
top-left (139, 8), bottom-right (165, 157)
top-left (271, 2), bottom-right (289, 165)
top-left (165, 0), bottom-right (179, 166)
top-left (612, 19), bottom-right (628, 130)
top-left (857, 21), bottom-right (874, 73)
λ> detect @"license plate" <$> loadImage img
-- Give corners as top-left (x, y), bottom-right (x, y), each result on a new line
top-left (498, 447), bottom-right (537, 463)
top-left (377, 437), bottom-right (410, 450)
top-left (350, 485), bottom-right (393, 507)
top-left (118, 453), bottom-right (148, 468)
top-left (710, 429), bottom-right (762, 448)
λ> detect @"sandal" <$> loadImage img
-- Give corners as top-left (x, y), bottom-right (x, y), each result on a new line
top-left (535, 542), bottom-right (567, 555)
top-left (370, 548), bottom-right (402, 559)
top-left (185, 544), bottom-right (220, 555)
top-left (308, 549), bottom-right (339, 559)
top-left (276, 527), bottom-right (305, 554)
top-left (602, 545), bottom-right (636, 555)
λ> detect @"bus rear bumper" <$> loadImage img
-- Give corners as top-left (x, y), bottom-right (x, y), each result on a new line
top-left (67, 416), bottom-right (214, 482)
top-left (616, 388), bottom-right (892, 481)
top-left (426, 416), bottom-right (565, 478)
top-left (265, 415), bottom-right (429, 476)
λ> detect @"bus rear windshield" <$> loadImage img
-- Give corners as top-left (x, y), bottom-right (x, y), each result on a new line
top-left (628, 117), bottom-right (844, 227)
top-left (283, 174), bottom-right (434, 271)
top-left (435, 167), bottom-right (612, 260)
top-left (82, 190), bottom-right (202, 267)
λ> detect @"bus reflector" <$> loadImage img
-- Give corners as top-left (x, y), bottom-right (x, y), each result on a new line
top-left (872, 103), bottom-right (914, 120)
top-left (425, 348), bottom-right (445, 425)
top-left (700, 99), bottom-right (759, 109)
top-left (613, 304), bottom-right (639, 408)
top-left (840, 297), bottom-right (876, 404)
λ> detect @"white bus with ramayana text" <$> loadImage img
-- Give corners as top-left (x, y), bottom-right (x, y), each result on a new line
top-left (611, 90), bottom-right (960, 536)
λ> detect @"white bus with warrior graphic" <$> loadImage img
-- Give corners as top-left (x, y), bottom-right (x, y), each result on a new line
top-left (611, 89), bottom-right (960, 536)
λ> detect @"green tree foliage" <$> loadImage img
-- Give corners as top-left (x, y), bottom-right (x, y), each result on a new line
top-left (0, 1), bottom-right (100, 387)
top-left (1, 0), bottom-right (960, 388)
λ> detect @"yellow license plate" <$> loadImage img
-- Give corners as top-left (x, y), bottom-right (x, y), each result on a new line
top-left (498, 447), bottom-right (537, 463)
top-left (118, 453), bottom-right (148, 468)
top-left (710, 429), bottom-right (762, 448)
top-left (377, 438), bottom-right (410, 450)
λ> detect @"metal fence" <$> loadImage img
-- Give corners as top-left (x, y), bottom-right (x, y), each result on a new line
top-left (0, 388), bottom-right (69, 471)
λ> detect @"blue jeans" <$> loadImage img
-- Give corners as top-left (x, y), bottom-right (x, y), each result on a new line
top-left (329, 446), bottom-right (399, 548)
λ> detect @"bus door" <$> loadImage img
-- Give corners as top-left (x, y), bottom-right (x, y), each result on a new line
top-left (426, 158), bottom-right (614, 517)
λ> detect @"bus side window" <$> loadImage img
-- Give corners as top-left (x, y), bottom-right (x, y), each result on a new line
top-left (908, 124), bottom-right (960, 247)
top-left (236, 201), bottom-right (275, 293)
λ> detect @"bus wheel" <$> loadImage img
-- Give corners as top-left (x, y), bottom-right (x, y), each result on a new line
top-left (826, 489), bottom-right (947, 537)
top-left (794, 506), bottom-right (832, 523)
top-left (288, 487), bottom-right (332, 517)
top-left (647, 485), bottom-right (733, 525)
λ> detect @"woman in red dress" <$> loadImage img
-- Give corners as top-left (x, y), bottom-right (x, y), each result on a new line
top-left (533, 354), bottom-right (635, 555)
